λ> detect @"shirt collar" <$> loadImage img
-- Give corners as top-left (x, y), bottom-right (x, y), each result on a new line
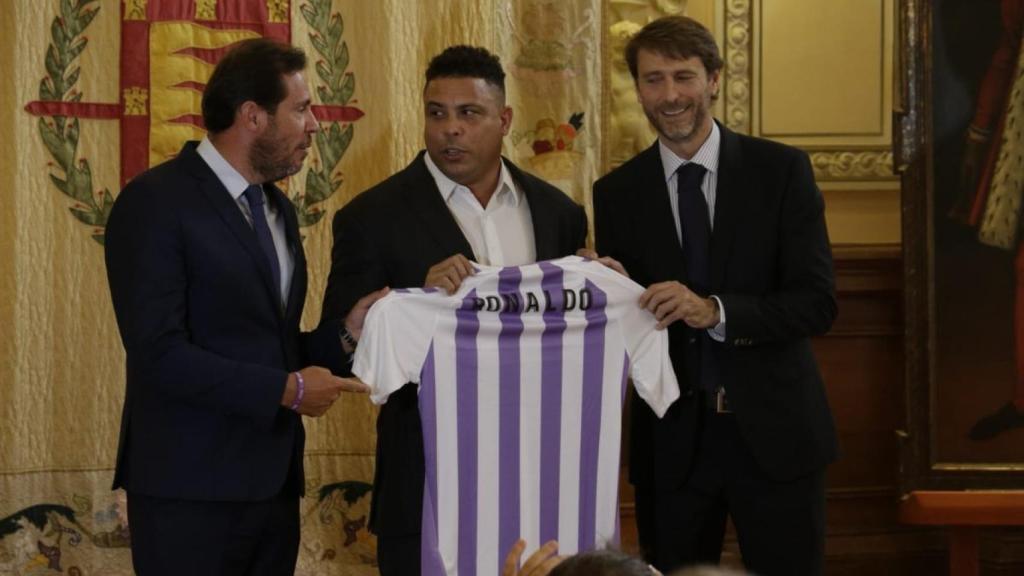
top-left (196, 136), bottom-right (253, 202)
top-left (659, 120), bottom-right (721, 183)
top-left (424, 152), bottom-right (521, 207)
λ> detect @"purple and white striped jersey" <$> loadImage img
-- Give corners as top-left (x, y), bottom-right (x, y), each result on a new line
top-left (353, 256), bottom-right (679, 576)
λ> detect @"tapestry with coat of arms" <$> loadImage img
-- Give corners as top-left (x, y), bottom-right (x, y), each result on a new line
top-left (0, 1), bottom-right (691, 573)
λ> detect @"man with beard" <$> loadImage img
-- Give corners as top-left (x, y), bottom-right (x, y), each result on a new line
top-left (593, 16), bottom-right (838, 576)
top-left (321, 45), bottom-right (593, 574)
top-left (105, 38), bottom-right (384, 575)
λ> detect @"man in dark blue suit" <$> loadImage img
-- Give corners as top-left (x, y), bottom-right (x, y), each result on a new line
top-left (104, 38), bottom-right (383, 576)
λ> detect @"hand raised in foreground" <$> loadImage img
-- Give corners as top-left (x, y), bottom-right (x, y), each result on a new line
top-left (502, 539), bottom-right (562, 576)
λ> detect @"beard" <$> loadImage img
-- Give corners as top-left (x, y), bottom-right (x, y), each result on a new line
top-left (643, 97), bottom-right (711, 147)
top-left (249, 120), bottom-right (304, 182)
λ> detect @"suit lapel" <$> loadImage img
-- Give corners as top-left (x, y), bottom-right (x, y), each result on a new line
top-left (710, 123), bottom-right (741, 290)
top-left (401, 152), bottom-right (475, 260)
top-left (270, 183), bottom-right (305, 321)
top-left (638, 143), bottom-right (687, 282)
top-left (507, 160), bottom-right (558, 261)
top-left (182, 143), bottom-right (284, 319)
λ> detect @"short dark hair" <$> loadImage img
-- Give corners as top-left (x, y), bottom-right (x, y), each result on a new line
top-left (202, 38), bottom-right (307, 134)
top-left (425, 45), bottom-right (506, 94)
top-left (549, 550), bottom-right (654, 576)
top-left (625, 15), bottom-right (724, 81)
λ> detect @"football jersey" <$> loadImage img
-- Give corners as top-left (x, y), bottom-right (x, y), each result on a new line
top-left (353, 256), bottom-right (679, 576)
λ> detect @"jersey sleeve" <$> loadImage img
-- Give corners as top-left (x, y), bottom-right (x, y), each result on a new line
top-left (624, 315), bottom-right (680, 418)
top-left (586, 260), bottom-right (681, 418)
top-left (353, 291), bottom-right (439, 405)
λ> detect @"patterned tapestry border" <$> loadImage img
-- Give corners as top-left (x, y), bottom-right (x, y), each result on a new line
top-left (0, 470), bottom-right (378, 575)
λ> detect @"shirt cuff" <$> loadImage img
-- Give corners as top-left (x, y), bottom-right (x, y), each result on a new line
top-left (707, 295), bottom-right (726, 342)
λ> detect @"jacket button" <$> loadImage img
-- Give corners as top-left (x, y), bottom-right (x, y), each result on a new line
top-left (688, 337), bottom-right (696, 344)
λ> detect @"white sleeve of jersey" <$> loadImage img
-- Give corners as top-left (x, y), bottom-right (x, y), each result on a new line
top-left (625, 319), bottom-right (680, 418)
top-left (585, 260), bottom-right (681, 419)
top-left (353, 291), bottom-right (439, 405)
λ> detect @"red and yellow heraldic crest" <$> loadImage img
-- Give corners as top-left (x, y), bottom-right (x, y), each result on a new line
top-left (120, 1), bottom-right (294, 184)
top-left (25, 0), bottom-right (362, 243)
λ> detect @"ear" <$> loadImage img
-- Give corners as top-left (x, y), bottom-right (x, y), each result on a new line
top-left (500, 106), bottom-right (513, 136)
top-left (237, 101), bottom-right (267, 133)
top-left (708, 69), bottom-right (722, 96)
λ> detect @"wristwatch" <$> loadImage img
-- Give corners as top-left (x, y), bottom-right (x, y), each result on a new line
top-left (339, 325), bottom-right (358, 351)
top-left (339, 325), bottom-right (356, 364)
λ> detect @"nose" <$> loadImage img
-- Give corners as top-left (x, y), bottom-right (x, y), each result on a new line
top-left (305, 108), bottom-right (319, 133)
top-left (663, 78), bottom-right (686, 103)
top-left (442, 116), bottom-right (464, 138)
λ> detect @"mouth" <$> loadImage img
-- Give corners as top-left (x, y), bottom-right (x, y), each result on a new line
top-left (441, 146), bottom-right (467, 160)
top-left (660, 103), bottom-right (692, 118)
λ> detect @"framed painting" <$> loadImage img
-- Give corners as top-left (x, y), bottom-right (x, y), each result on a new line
top-left (900, 0), bottom-right (1024, 490)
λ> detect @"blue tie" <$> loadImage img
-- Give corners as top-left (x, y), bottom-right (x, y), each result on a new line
top-left (676, 162), bottom-right (718, 392)
top-left (677, 162), bottom-right (710, 293)
top-left (243, 184), bottom-right (282, 303)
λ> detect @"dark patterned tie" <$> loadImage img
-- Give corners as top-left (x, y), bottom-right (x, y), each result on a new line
top-left (676, 162), bottom-right (710, 293)
top-left (676, 162), bottom-right (718, 392)
top-left (243, 184), bottom-right (282, 303)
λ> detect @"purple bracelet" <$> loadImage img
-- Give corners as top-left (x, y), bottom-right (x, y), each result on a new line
top-left (290, 372), bottom-right (305, 412)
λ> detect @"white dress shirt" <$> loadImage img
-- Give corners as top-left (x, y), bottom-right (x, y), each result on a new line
top-left (196, 137), bottom-right (294, 308)
top-left (658, 123), bottom-right (727, 339)
top-left (424, 153), bottom-right (536, 266)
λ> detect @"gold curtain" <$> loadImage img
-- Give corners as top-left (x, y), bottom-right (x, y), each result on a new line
top-left (0, 1), bottom-right (690, 573)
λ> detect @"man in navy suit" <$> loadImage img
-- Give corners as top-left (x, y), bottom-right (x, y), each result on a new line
top-left (594, 16), bottom-right (837, 576)
top-left (105, 38), bottom-right (383, 576)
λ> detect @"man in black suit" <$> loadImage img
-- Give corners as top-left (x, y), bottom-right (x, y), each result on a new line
top-left (593, 16), bottom-right (838, 576)
top-left (105, 39), bottom-right (383, 576)
top-left (321, 45), bottom-right (589, 575)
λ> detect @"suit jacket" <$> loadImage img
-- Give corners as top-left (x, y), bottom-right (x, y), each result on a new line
top-left (593, 123), bottom-right (838, 486)
top-left (105, 142), bottom-right (347, 502)
top-left (321, 151), bottom-right (587, 535)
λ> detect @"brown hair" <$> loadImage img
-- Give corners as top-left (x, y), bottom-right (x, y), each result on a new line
top-left (625, 15), bottom-right (724, 81)
top-left (202, 38), bottom-right (307, 134)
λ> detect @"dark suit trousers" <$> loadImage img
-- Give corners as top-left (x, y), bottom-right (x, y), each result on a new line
top-left (377, 532), bottom-right (421, 575)
top-left (634, 406), bottom-right (826, 576)
top-left (127, 487), bottom-right (300, 576)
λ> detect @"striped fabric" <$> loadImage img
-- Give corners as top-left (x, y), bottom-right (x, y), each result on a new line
top-left (354, 256), bottom-right (679, 576)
